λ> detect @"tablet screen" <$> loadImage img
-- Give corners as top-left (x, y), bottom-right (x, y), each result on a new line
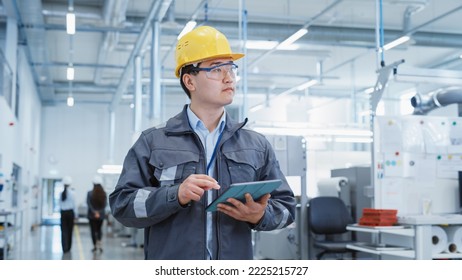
top-left (205, 179), bottom-right (282, 212)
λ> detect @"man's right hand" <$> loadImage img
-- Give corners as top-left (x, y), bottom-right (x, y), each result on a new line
top-left (178, 174), bottom-right (220, 205)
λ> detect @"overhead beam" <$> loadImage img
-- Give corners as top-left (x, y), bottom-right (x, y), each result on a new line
top-left (109, 0), bottom-right (173, 112)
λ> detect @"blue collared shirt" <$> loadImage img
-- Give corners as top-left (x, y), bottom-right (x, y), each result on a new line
top-left (187, 105), bottom-right (225, 259)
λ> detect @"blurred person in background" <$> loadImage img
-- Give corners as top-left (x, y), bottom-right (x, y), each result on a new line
top-left (87, 176), bottom-right (107, 253)
top-left (60, 176), bottom-right (77, 253)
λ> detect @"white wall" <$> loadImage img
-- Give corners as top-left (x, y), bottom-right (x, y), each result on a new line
top-left (41, 104), bottom-right (119, 206)
top-left (0, 47), bottom-right (42, 232)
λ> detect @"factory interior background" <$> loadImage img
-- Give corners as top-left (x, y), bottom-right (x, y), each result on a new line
top-left (1, 0), bottom-right (462, 261)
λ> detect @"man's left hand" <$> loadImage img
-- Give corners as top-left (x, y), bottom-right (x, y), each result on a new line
top-left (216, 193), bottom-right (270, 224)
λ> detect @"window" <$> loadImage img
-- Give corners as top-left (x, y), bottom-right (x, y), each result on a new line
top-left (0, 50), bottom-right (13, 110)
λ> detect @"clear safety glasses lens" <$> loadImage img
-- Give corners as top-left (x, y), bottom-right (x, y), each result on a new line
top-left (193, 63), bottom-right (238, 81)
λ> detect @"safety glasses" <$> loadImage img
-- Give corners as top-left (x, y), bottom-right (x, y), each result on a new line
top-left (191, 62), bottom-right (238, 81)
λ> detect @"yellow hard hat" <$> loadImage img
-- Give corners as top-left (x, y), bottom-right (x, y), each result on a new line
top-left (175, 26), bottom-right (244, 78)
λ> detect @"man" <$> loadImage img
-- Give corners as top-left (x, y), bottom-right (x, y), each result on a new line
top-left (109, 26), bottom-right (295, 260)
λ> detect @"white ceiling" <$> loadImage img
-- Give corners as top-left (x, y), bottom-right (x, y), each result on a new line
top-left (6, 0), bottom-right (462, 110)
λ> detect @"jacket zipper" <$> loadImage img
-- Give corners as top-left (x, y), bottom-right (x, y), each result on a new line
top-left (216, 152), bottom-right (222, 260)
top-left (187, 131), bottom-right (208, 259)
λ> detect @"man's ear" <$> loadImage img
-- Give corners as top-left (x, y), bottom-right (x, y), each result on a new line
top-left (182, 74), bottom-right (196, 92)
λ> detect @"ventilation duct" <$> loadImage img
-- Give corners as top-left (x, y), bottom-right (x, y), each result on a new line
top-left (411, 86), bottom-right (462, 114)
top-left (14, 0), bottom-right (55, 102)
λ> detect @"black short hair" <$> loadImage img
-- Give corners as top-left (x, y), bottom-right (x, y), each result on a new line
top-left (179, 64), bottom-right (200, 99)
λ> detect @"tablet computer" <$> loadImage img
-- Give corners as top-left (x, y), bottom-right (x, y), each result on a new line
top-left (205, 179), bottom-right (282, 212)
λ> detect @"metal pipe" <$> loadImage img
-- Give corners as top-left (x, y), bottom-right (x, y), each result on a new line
top-left (375, 0), bottom-right (384, 67)
top-left (151, 20), bottom-right (162, 123)
top-left (108, 110), bottom-right (116, 163)
top-left (239, 3), bottom-right (248, 122)
top-left (110, 0), bottom-right (173, 112)
top-left (94, 0), bottom-right (129, 84)
top-left (403, 1), bottom-right (427, 33)
top-left (160, 0), bottom-right (208, 65)
top-left (406, 4), bottom-right (462, 36)
top-left (411, 87), bottom-right (462, 115)
top-left (26, 20), bottom-right (462, 49)
top-left (133, 55), bottom-right (142, 133)
top-left (248, 0), bottom-right (343, 68)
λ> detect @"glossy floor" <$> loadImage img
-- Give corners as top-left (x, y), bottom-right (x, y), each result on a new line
top-left (8, 222), bottom-right (145, 260)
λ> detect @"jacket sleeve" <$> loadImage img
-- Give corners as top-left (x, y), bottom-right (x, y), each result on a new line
top-left (109, 132), bottom-right (185, 228)
top-left (252, 138), bottom-right (296, 231)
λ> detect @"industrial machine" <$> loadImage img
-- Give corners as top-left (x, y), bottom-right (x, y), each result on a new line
top-left (253, 135), bottom-right (307, 260)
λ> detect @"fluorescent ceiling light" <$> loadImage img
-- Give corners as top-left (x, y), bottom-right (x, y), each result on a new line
top-left (102, 164), bottom-right (122, 170)
top-left (253, 127), bottom-right (306, 137)
top-left (364, 87), bottom-right (375, 94)
top-left (97, 164), bottom-right (123, 174)
top-left (66, 95), bottom-right (74, 107)
top-left (278, 28), bottom-right (308, 49)
top-left (66, 66), bottom-right (74, 80)
top-left (249, 104), bottom-right (266, 113)
top-left (66, 12), bottom-right (75, 35)
top-left (246, 40), bottom-right (299, 51)
top-left (296, 79), bottom-right (318, 90)
top-left (177, 21), bottom-right (197, 40)
top-left (252, 126), bottom-right (372, 137)
top-left (252, 126), bottom-right (373, 143)
top-left (335, 137), bottom-right (372, 143)
top-left (383, 35), bottom-right (410, 51)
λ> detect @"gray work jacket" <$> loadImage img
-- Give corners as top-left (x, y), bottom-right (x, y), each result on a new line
top-left (109, 105), bottom-right (296, 260)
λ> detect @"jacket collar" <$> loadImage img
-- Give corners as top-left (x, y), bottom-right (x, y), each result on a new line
top-left (165, 104), bottom-right (247, 135)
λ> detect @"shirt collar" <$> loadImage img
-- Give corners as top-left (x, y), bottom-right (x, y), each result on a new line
top-left (187, 105), bottom-right (226, 133)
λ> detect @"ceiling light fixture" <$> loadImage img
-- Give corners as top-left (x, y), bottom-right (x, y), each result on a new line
top-left (246, 40), bottom-right (299, 51)
top-left (67, 74), bottom-right (74, 107)
top-left (177, 20), bottom-right (197, 40)
top-left (278, 28), bottom-right (308, 49)
top-left (66, 94), bottom-right (74, 107)
top-left (66, 1), bottom-right (75, 107)
top-left (252, 125), bottom-right (372, 138)
top-left (296, 79), bottom-right (318, 91)
top-left (97, 164), bottom-right (123, 174)
top-left (249, 104), bottom-right (266, 113)
top-left (66, 9), bottom-right (75, 35)
top-left (364, 87), bottom-right (375, 94)
top-left (66, 64), bottom-right (74, 80)
top-left (335, 137), bottom-right (372, 143)
top-left (383, 35), bottom-right (410, 51)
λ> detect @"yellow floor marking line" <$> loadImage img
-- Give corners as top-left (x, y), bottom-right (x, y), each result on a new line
top-left (74, 225), bottom-right (85, 260)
